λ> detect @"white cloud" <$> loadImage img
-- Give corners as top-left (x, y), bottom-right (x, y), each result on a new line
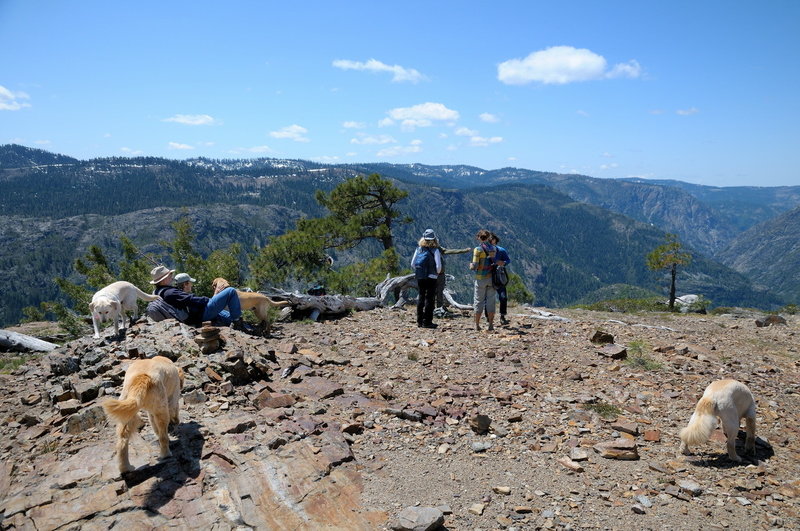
top-left (168, 142), bottom-right (194, 150)
top-left (497, 46), bottom-right (641, 85)
top-left (0, 85), bottom-right (31, 111)
top-left (342, 121), bottom-right (366, 129)
top-left (332, 58), bottom-right (425, 83)
top-left (676, 107), bottom-right (699, 116)
top-left (479, 112), bottom-right (499, 123)
top-left (455, 127), bottom-right (478, 136)
top-left (244, 145), bottom-right (274, 153)
top-left (270, 124), bottom-right (310, 142)
top-left (350, 134), bottom-right (397, 145)
top-left (469, 136), bottom-right (503, 147)
top-left (163, 114), bottom-right (217, 125)
top-left (120, 147), bottom-right (143, 155)
top-left (386, 102), bottom-right (459, 131)
top-left (377, 143), bottom-right (423, 157)
top-left (313, 155), bottom-right (341, 162)
top-left (34, 139), bottom-right (51, 145)
top-left (378, 117), bottom-right (395, 128)
top-left (649, 109), bottom-right (665, 115)
top-left (576, 110), bottom-right (590, 117)
top-left (600, 162), bottom-right (619, 170)
top-left (608, 60), bottom-right (642, 79)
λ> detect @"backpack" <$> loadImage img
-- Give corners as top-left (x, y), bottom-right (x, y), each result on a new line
top-left (493, 264), bottom-right (509, 288)
top-left (146, 297), bottom-right (189, 323)
top-left (413, 247), bottom-right (437, 280)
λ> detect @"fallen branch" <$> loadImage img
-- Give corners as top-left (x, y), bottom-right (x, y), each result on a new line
top-left (261, 289), bottom-right (382, 321)
top-left (374, 274), bottom-right (472, 310)
top-left (0, 330), bottom-right (58, 352)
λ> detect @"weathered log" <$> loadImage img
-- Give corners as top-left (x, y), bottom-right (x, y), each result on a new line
top-left (0, 330), bottom-right (58, 352)
top-left (374, 274), bottom-right (472, 310)
top-left (260, 290), bottom-right (382, 321)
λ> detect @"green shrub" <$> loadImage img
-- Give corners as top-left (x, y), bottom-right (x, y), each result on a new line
top-left (584, 402), bottom-right (622, 419)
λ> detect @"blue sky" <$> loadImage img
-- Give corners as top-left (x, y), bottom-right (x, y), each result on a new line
top-left (1, 1), bottom-right (798, 187)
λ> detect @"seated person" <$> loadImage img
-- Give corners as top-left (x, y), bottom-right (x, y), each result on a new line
top-left (174, 272), bottom-right (196, 293)
top-left (149, 266), bottom-right (250, 331)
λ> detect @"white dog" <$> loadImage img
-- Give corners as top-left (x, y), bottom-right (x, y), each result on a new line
top-left (679, 379), bottom-right (756, 462)
top-left (102, 356), bottom-right (183, 473)
top-left (89, 281), bottom-right (160, 338)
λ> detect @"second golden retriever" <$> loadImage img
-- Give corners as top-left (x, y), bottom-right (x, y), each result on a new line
top-left (211, 277), bottom-right (291, 336)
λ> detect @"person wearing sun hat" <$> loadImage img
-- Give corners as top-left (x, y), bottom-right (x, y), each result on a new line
top-left (410, 229), bottom-right (442, 329)
top-left (149, 265), bottom-right (251, 331)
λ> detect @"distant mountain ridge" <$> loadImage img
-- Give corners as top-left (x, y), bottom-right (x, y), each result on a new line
top-left (0, 144), bottom-right (795, 326)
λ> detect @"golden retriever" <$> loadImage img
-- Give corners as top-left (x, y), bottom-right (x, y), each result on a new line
top-left (679, 379), bottom-right (756, 462)
top-left (211, 277), bottom-right (290, 336)
top-left (90, 281), bottom-right (160, 339)
top-left (102, 356), bottom-right (184, 473)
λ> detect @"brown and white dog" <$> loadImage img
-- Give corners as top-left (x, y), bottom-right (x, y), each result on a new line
top-left (102, 356), bottom-right (184, 473)
top-left (90, 281), bottom-right (160, 338)
top-left (679, 379), bottom-right (756, 462)
top-left (211, 277), bottom-right (291, 336)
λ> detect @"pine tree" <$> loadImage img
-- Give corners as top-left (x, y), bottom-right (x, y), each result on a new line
top-left (646, 233), bottom-right (692, 310)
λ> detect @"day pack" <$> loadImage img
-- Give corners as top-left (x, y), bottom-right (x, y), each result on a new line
top-left (493, 264), bottom-right (509, 288)
top-left (413, 247), bottom-right (436, 280)
top-left (146, 298), bottom-right (189, 323)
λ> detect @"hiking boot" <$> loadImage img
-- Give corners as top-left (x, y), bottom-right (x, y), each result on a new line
top-left (487, 323), bottom-right (494, 331)
top-left (475, 323), bottom-right (482, 331)
top-left (422, 322), bottom-right (438, 329)
top-left (500, 316), bottom-right (509, 325)
top-left (231, 318), bottom-right (258, 335)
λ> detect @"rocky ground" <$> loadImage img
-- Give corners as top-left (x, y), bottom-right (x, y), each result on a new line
top-left (0, 305), bottom-right (798, 530)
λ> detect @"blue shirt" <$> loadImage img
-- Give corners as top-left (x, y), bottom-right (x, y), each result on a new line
top-left (495, 245), bottom-right (511, 266)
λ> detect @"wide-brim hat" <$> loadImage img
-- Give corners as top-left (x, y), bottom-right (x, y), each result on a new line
top-left (149, 265), bottom-right (176, 284)
top-left (422, 228), bottom-right (436, 240)
top-left (174, 273), bottom-right (196, 284)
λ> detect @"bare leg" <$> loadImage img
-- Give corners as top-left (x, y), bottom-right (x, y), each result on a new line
top-left (487, 312), bottom-right (495, 331)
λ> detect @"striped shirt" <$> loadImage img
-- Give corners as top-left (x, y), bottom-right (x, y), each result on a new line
top-left (472, 242), bottom-right (497, 280)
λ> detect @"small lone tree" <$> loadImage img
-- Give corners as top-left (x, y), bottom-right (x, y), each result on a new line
top-left (646, 233), bottom-right (692, 310)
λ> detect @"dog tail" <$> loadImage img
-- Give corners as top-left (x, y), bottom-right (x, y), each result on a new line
top-left (268, 298), bottom-right (291, 307)
top-left (102, 374), bottom-right (154, 425)
top-left (679, 396), bottom-right (718, 446)
top-left (131, 284), bottom-right (160, 302)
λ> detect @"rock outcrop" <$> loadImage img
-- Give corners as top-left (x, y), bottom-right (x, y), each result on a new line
top-left (1, 307), bottom-right (799, 529)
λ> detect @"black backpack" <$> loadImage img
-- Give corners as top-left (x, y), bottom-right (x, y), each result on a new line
top-left (413, 247), bottom-right (436, 279)
top-left (493, 265), bottom-right (509, 288)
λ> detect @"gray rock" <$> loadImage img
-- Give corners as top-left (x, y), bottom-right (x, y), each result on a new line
top-left (391, 506), bottom-right (444, 531)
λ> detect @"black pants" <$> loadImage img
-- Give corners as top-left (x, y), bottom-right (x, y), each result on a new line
top-left (417, 277), bottom-right (437, 325)
top-left (497, 284), bottom-right (508, 316)
top-left (435, 273), bottom-right (446, 307)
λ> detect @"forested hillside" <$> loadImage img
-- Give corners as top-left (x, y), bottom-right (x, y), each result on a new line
top-left (0, 145), bottom-right (792, 326)
top-left (717, 206), bottom-right (800, 303)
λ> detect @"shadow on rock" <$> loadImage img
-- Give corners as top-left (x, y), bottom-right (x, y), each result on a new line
top-left (122, 420), bottom-right (205, 512)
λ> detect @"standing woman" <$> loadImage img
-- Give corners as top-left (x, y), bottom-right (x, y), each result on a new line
top-left (411, 229), bottom-right (443, 329)
top-left (470, 229), bottom-right (497, 331)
